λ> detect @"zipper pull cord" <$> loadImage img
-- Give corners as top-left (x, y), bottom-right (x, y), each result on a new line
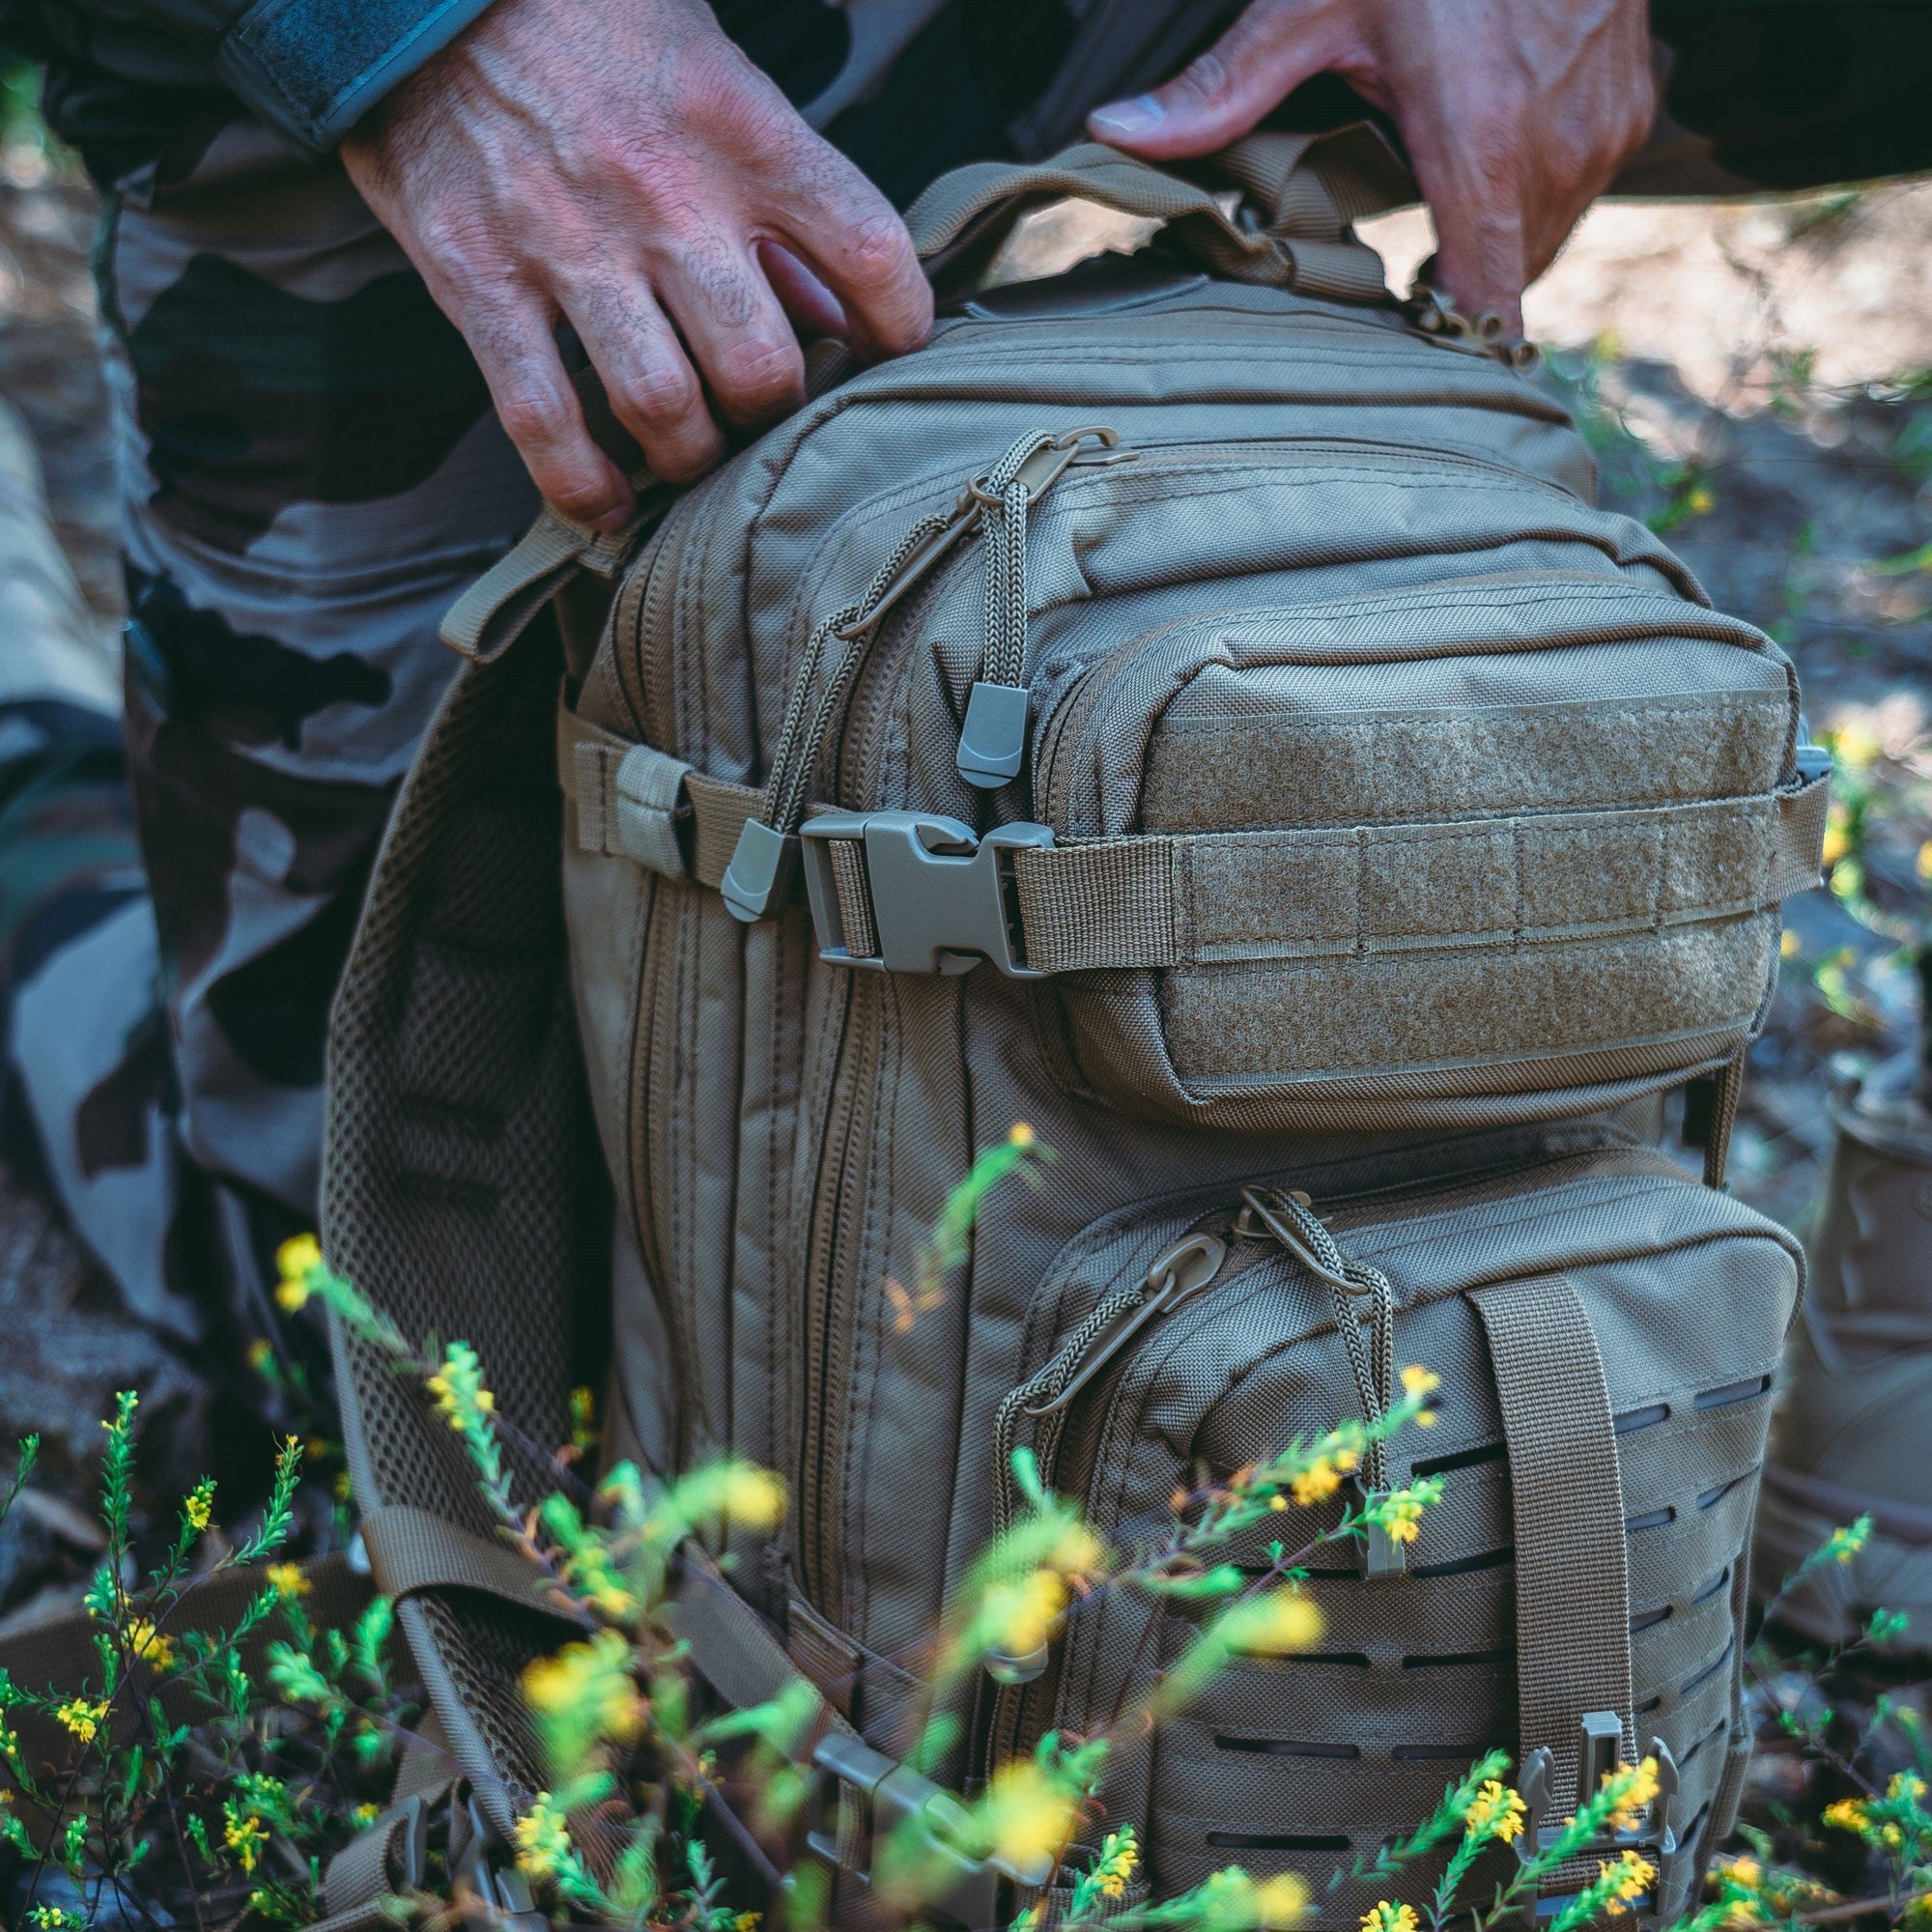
top-left (1241, 1188), bottom-right (1398, 1495)
top-left (760, 504), bottom-right (963, 838)
top-left (980, 431), bottom-right (1054, 692)
top-left (992, 1277), bottom-right (1146, 1545)
top-left (761, 429), bottom-right (1056, 836)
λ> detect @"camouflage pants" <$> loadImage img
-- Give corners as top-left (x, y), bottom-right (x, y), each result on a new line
top-left (0, 122), bottom-right (536, 1372)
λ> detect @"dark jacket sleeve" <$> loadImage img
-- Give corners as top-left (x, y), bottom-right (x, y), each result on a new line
top-left (215, 0), bottom-right (500, 153)
top-left (1, 0), bottom-right (501, 156)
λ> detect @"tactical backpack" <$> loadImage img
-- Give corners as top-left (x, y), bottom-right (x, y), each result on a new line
top-left (316, 129), bottom-right (1829, 1926)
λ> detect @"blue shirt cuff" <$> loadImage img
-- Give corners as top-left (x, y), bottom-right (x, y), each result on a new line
top-left (216, 0), bottom-right (501, 156)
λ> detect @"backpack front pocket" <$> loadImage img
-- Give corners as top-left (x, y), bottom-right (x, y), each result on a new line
top-left (1019, 573), bottom-right (1822, 1133)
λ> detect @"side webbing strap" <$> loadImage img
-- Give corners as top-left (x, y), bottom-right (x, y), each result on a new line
top-left (355, 1499), bottom-right (854, 1757)
top-left (664, 1564), bottom-right (858, 1751)
top-left (1769, 768), bottom-right (1831, 900)
top-left (557, 702), bottom-right (764, 890)
top-left (1468, 1275), bottom-right (1634, 1817)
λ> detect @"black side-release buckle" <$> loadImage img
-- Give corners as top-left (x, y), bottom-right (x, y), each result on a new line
top-left (800, 810), bottom-right (1053, 978)
top-left (806, 1732), bottom-right (1052, 1928)
top-left (1517, 1716), bottom-right (1681, 1923)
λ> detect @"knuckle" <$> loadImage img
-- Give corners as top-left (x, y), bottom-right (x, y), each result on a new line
top-left (712, 334), bottom-right (804, 413)
top-left (835, 207), bottom-right (916, 289)
top-left (496, 387), bottom-right (572, 447)
top-left (1174, 46), bottom-right (1233, 108)
top-left (611, 359), bottom-right (702, 428)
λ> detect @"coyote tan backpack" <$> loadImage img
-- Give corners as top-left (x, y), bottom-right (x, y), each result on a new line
top-left (321, 128), bottom-right (1827, 1927)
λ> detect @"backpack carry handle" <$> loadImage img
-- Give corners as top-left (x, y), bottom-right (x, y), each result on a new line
top-left (905, 124), bottom-right (1416, 306)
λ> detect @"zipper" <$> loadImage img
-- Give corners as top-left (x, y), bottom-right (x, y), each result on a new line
top-left (981, 1138), bottom-right (1694, 1778)
top-left (838, 437), bottom-right (1588, 821)
top-left (797, 971), bottom-right (875, 1614)
top-left (629, 875), bottom-right (703, 1464)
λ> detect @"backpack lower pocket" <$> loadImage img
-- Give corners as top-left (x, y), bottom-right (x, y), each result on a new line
top-left (988, 1145), bottom-right (1802, 1924)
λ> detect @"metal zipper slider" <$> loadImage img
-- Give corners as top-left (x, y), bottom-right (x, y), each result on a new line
top-left (1023, 1231), bottom-right (1226, 1419)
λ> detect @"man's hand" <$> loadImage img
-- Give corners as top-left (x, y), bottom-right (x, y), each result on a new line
top-left (1087, 0), bottom-right (1655, 335)
top-left (343, 0), bottom-right (932, 526)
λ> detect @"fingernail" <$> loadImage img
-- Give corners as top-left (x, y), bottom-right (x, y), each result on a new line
top-left (1089, 94), bottom-right (1164, 139)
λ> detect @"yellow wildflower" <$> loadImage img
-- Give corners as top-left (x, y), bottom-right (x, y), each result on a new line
top-left (720, 1463), bottom-right (786, 1531)
top-left (982, 1567), bottom-right (1069, 1660)
top-left (1918, 839), bottom-right (1932, 885)
top-left (354, 1803), bottom-right (381, 1828)
top-left (1715, 1857), bottom-right (1761, 1890)
top-left (1599, 1851), bottom-right (1656, 1914)
top-left (1255, 1873), bottom-right (1310, 1927)
top-left (1400, 1366), bottom-right (1440, 1398)
top-left (245, 1338), bottom-right (273, 1372)
top-left (424, 1368), bottom-right (493, 1430)
top-left (977, 1759), bottom-right (1075, 1875)
top-left (0, 1719), bottom-right (17, 1762)
top-left (276, 1232), bottom-right (321, 1278)
top-left (1780, 929), bottom-right (1802, 959)
top-left (223, 1804), bottom-right (268, 1875)
top-left (125, 1617), bottom-right (175, 1672)
top-left (1090, 1829), bottom-right (1139, 1898)
top-left (512, 1793), bottom-right (573, 1880)
top-left (1888, 1772), bottom-right (1926, 1803)
top-left (1822, 1798), bottom-right (1868, 1833)
top-left (1463, 1778), bottom-right (1526, 1845)
top-left (1604, 1757), bottom-right (1661, 1834)
top-left (1827, 1519), bottom-right (1869, 1564)
top-left (1686, 484), bottom-right (1715, 517)
top-left (1372, 1488), bottom-right (1429, 1546)
top-left (1220, 1586), bottom-right (1323, 1656)
top-left (1289, 1444), bottom-right (1357, 1507)
top-left (273, 1232), bottom-right (320, 1311)
top-left (266, 1562), bottom-right (310, 1601)
top-left (183, 1480), bottom-right (215, 1534)
top-left (1009, 1122), bottom-right (1035, 1149)
top-left (522, 1629), bottom-right (645, 1747)
top-left (56, 1699), bottom-right (108, 1744)
top-left (733, 1917), bottom-right (762, 1932)
top-left (1360, 1903), bottom-right (1418, 1932)
top-left (1820, 808), bottom-right (1852, 870)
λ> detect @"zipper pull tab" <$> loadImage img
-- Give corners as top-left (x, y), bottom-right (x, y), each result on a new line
top-left (955, 425), bottom-right (1122, 791)
top-left (1023, 1231), bottom-right (1226, 1420)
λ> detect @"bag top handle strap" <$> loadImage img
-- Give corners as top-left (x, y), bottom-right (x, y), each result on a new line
top-left (906, 124), bottom-right (1414, 303)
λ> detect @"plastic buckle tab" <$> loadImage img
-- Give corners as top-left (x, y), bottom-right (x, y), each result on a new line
top-left (807, 1732), bottom-right (1051, 1928)
top-left (1519, 1719), bottom-right (1681, 1923)
top-left (800, 810), bottom-right (1054, 977)
top-left (956, 681), bottom-right (1030, 789)
top-left (450, 1791), bottom-right (550, 1930)
top-left (722, 819), bottom-right (800, 923)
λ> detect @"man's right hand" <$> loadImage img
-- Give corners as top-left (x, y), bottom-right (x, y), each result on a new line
top-left (342, 0), bottom-right (933, 526)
